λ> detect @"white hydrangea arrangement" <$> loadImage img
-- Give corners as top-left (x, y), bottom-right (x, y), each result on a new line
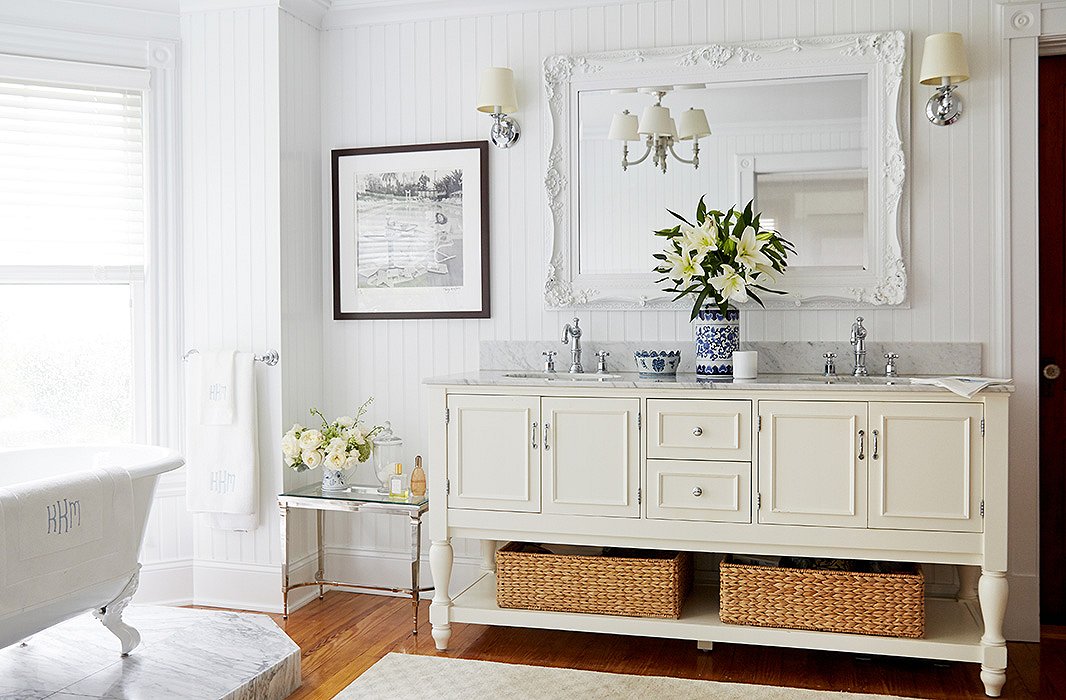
top-left (282, 398), bottom-right (382, 473)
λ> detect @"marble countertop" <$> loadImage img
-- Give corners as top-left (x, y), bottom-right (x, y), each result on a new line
top-left (424, 371), bottom-right (1013, 393)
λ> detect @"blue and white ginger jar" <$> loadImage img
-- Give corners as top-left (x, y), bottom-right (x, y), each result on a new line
top-left (693, 307), bottom-right (740, 376)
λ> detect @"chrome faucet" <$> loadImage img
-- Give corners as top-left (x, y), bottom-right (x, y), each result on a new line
top-left (850, 317), bottom-right (868, 377)
top-left (561, 317), bottom-right (584, 373)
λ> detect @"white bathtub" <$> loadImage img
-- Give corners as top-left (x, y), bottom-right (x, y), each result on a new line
top-left (0, 444), bottom-right (183, 652)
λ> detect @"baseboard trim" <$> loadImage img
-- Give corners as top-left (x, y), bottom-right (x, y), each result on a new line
top-left (136, 558), bottom-right (193, 606)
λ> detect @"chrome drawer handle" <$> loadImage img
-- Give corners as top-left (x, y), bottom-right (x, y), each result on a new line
top-left (872, 429), bottom-right (879, 460)
top-left (543, 422), bottom-right (551, 451)
top-left (857, 429), bottom-right (865, 461)
top-left (531, 421), bottom-right (537, 450)
top-left (692, 486), bottom-right (703, 497)
top-left (692, 426), bottom-right (703, 437)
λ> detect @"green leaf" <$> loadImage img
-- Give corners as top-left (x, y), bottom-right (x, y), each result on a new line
top-left (666, 208), bottom-right (693, 227)
top-left (747, 288), bottom-right (766, 308)
top-left (696, 195), bottom-right (707, 224)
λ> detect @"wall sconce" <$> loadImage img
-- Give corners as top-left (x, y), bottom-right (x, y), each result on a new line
top-left (919, 32), bottom-right (970, 126)
top-left (477, 67), bottom-right (520, 148)
top-left (608, 87), bottom-right (711, 174)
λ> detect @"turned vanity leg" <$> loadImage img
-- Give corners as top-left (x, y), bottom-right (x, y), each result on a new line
top-left (978, 569), bottom-right (1008, 697)
top-left (430, 539), bottom-right (454, 651)
top-left (481, 540), bottom-right (497, 572)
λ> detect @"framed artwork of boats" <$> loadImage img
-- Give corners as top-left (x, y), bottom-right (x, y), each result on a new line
top-left (331, 140), bottom-right (490, 319)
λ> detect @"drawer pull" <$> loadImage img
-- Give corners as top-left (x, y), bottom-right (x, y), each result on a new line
top-left (857, 429), bottom-right (865, 461)
top-left (531, 421), bottom-right (537, 450)
top-left (543, 422), bottom-right (551, 451)
top-left (872, 429), bottom-right (879, 460)
top-left (692, 426), bottom-right (703, 437)
top-left (692, 486), bottom-right (703, 497)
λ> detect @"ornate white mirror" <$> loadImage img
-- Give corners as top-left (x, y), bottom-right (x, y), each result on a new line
top-left (544, 31), bottom-right (907, 309)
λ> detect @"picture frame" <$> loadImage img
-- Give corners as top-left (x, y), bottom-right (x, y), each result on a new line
top-left (331, 140), bottom-right (490, 320)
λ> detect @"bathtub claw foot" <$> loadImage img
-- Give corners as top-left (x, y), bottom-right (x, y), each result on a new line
top-left (94, 565), bottom-right (141, 656)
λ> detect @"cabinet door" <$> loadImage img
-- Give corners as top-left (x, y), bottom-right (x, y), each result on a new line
top-left (447, 394), bottom-right (540, 512)
top-left (757, 400), bottom-right (868, 527)
top-left (542, 397), bottom-right (640, 517)
top-left (869, 402), bottom-right (984, 532)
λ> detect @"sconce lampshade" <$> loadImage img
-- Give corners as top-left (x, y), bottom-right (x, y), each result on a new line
top-left (477, 67), bottom-right (518, 113)
top-left (920, 32), bottom-right (969, 85)
top-left (677, 108), bottom-right (711, 140)
top-left (638, 105), bottom-right (676, 138)
top-left (608, 111), bottom-right (640, 141)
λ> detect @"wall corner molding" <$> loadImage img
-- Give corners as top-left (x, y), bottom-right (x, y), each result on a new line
top-left (1001, 2), bottom-right (1042, 39)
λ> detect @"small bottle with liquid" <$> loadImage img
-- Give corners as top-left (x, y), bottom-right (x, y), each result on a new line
top-left (389, 462), bottom-right (408, 499)
top-left (410, 455), bottom-right (427, 498)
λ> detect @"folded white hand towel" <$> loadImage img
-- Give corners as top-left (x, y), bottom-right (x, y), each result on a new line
top-left (0, 466), bottom-right (135, 617)
top-left (198, 350), bottom-right (237, 426)
top-left (185, 351), bottom-right (259, 531)
top-left (909, 376), bottom-right (1013, 398)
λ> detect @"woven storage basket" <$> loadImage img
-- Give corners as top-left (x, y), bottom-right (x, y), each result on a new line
top-left (495, 542), bottom-right (693, 618)
top-left (719, 559), bottom-right (925, 638)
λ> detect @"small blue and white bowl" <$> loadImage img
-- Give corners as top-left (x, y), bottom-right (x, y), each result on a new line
top-left (634, 350), bottom-right (681, 377)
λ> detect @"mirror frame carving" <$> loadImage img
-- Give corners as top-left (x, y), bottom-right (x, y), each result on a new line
top-left (543, 31), bottom-right (908, 310)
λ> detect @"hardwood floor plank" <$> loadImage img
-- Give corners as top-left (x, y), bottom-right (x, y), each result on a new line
top-left (199, 592), bottom-right (1052, 699)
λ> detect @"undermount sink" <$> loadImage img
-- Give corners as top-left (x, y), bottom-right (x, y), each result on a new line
top-left (797, 375), bottom-right (911, 385)
top-left (504, 372), bottom-right (622, 381)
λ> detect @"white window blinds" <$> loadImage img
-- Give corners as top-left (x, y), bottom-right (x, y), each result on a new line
top-left (0, 79), bottom-right (145, 267)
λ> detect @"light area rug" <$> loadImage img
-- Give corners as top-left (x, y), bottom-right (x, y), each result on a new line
top-left (335, 652), bottom-right (913, 699)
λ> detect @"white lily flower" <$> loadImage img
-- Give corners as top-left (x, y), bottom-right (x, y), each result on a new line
top-left (752, 262), bottom-right (778, 281)
top-left (681, 219), bottom-right (719, 258)
top-left (663, 247), bottom-right (703, 286)
top-left (711, 264), bottom-right (749, 303)
top-left (734, 225), bottom-right (772, 271)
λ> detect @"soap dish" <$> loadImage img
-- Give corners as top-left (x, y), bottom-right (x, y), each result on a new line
top-left (634, 350), bottom-right (681, 377)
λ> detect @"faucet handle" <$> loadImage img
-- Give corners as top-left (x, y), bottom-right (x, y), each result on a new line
top-left (884, 352), bottom-right (899, 378)
top-left (542, 350), bottom-right (557, 373)
top-left (595, 350), bottom-right (610, 374)
top-left (823, 352), bottom-right (838, 377)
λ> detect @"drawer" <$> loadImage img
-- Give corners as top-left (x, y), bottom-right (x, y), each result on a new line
top-left (647, 399), bottom-right (752, 460)
top-left (646, 459), bottom-right (751, 523)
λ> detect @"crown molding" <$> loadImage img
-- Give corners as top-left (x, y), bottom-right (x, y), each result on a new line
top-left (179, 0), bottom-right (328, 27)
top-left (323, 0), bottom-right (640, 29)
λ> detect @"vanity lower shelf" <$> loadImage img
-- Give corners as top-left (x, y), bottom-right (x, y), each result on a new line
top-left (451, 572), bottom-right (986, 663)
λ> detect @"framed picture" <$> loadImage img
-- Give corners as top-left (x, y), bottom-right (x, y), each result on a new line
top-left (331, 140), bottom-right (490, 320)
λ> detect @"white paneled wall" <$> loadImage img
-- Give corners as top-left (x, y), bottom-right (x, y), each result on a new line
top-left (319, 0), bottom-right (1036, 639)
top-left (180, 4), bottom-right (321, 609)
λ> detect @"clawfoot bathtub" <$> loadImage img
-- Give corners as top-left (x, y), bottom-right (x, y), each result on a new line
top-left (0, 444), bottom-right (183, 654)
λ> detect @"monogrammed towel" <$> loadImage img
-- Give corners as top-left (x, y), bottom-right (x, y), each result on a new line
top-left (0, 465), bottom-right (135, 619)
top-left (185, 351), bottom-right (259, 531)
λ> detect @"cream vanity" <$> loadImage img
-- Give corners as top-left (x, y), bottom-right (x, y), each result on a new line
top-left (425, 374), bottom-right (1011, 697)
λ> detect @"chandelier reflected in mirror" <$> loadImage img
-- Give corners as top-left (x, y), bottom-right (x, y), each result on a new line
top-left (607, 86), bottom-right (711, 174)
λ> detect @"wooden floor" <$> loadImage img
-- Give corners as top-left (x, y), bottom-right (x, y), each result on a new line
top-left (245, 592), bottom-right (1061, 699)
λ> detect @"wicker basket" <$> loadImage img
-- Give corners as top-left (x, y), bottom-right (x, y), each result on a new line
top-left (719, 558), bottom-right (925, 638)
top-left (495, 542), bottom-right (693, 618)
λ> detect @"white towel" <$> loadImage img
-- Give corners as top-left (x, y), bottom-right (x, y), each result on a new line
top-left (185, 351), bottom-right (259, 531)
top-left (909, 376), bottom-right (1013, 398)
top-left (0, 466), bottom-right (135, 617)
top-left (198, 350), bottom-right (237, 425)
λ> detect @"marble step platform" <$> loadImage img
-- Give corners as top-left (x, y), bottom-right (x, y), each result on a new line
top-left (0, 605), bottom-right (300, 700)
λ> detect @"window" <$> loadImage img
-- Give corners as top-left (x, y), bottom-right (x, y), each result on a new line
top-left (0, 66), bottom-right (148, 447)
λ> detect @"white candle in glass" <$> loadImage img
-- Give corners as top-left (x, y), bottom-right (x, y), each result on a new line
top-left (732, 351), bottom-right (758, 379)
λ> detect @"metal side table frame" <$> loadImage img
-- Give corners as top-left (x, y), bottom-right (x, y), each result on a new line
top-left (279, 484), bottom-right (431, 635)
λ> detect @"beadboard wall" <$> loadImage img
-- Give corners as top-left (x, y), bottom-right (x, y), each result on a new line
top-left (318, 0), bottom-right (1038, 640)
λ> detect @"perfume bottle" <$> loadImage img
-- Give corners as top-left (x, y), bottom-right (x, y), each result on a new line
top-left (389, 462), bottom-right (408, 499)
top-left (410, 455), bottom-right (427, 498)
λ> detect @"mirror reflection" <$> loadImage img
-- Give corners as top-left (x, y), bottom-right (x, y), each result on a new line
top-left (576, 75), bottom-right (869, 278)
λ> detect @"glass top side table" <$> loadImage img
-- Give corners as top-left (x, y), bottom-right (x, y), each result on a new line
top-left (278, 483), bottom-right (430, 635)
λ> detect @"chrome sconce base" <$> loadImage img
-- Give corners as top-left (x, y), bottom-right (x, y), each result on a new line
top-left (489, 112), bottom-right (520, 148)
top-left (926, 84), bottom-right (963, 126)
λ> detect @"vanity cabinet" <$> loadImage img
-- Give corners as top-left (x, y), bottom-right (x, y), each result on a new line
top-left (428, 377), bottom-right (1011, 698)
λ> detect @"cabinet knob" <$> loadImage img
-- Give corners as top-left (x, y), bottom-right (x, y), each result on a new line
top-left (692, 486), bottom-right (703, 497)
top-left (692, 426), bottom-right (703, 437)
top-left (1044, 363), bottom-right (1061, 380)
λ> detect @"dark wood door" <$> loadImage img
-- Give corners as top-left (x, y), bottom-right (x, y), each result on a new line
top-left (1040, 55), bottom-right (1066, 624)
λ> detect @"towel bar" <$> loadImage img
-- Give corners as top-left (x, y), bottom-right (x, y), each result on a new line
top-left (182, 348), bottom-right (279, 366)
